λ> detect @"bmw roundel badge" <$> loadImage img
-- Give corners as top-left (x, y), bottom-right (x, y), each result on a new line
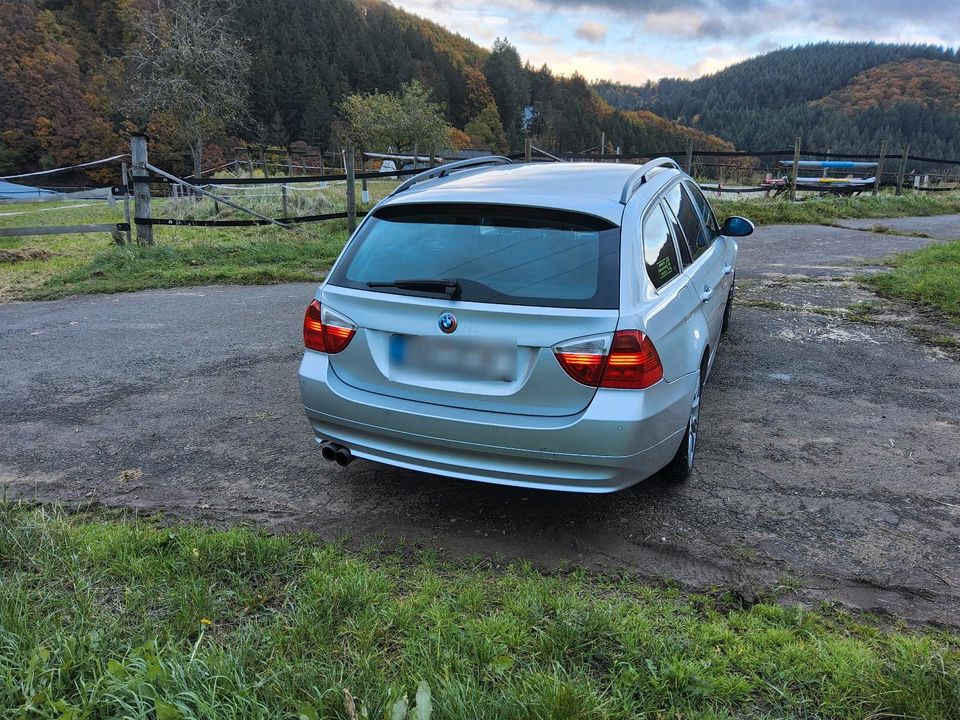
top-left (438, 312), bottom-right (458, 334)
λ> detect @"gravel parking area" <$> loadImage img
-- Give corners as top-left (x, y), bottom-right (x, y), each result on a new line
top-left (2, 220), bottom-right (958, 623)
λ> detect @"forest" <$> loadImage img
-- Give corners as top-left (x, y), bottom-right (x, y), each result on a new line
top-left (594, 43), bottom-right (960, 159)
top-left (3, 2), bottom-right (959, 182)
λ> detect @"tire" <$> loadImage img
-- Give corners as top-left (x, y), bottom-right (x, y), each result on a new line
top-left (721, 275), bottom-right (735, 334)
top-left (664, 364), bottom-right (703, 483)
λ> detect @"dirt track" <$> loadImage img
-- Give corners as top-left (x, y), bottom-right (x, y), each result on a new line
top-left (2, 217), bottom-right (959, 623)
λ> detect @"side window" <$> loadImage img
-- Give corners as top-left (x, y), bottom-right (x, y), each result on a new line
top-left (663, 183), bottom-right (707, 260)
top-left (661, 199), bottom-right (691, 265)
top-left (641, 204), bottom-right (681, 290)
top-left (684, 181), bottom-right (720, 243)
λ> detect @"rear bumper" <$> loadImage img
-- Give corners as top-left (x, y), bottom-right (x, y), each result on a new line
top-left (299, 351), bottom-right (697, 492)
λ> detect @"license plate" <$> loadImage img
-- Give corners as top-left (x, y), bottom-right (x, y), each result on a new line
top-left (390, 335), bottom-right (517, 382)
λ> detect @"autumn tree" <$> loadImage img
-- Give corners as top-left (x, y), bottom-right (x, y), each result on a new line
top-left (339, 81), bottom-right (450, 155)
top-left (119, 0), bottom-right (251, 177)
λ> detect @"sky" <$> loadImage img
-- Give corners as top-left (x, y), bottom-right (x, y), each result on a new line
top-left (391, 0), bottom-right (960, 84)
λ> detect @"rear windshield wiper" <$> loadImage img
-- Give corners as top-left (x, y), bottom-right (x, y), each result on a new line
top-left (366, 278), bottom-right (462, 299)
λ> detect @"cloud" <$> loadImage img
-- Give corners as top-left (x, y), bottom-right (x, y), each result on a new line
top-left (574, 20), bottom-right (608, 43)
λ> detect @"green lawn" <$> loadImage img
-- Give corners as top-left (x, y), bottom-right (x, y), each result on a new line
top-left (2, 187), bottom-right (960, 302)
top-left (863, 239), bottom-right (960, 319)
top-left (714, 190), bottom-right (960, 227)
top-left (0, 180), bottom-right (396, 301)
top-left (1, 503), bottom-right (957, 719)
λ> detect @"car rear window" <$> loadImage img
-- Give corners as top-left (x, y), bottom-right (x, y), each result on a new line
top-left (329, 203), bottom-right (621, 309)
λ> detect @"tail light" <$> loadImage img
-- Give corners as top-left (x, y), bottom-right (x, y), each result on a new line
top-left (303, 300), bottom-right (356, 353)
top-left (553, 330), bottom-right (663, 389)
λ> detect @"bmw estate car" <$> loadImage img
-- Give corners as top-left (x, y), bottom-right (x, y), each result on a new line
top-left (298, 157), bottom-right (753, 492)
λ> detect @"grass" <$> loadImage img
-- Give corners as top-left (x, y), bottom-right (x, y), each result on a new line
top-left (0, 179), bottom-right (397, 301)
top-left (2, 187), bottom-right (960, 302)
top-left (714, 190), bottom-right (960, 226)
top-left (862, 239), bottom-right (960, 320)
top-left (1, 503), bottom-right (958, 719)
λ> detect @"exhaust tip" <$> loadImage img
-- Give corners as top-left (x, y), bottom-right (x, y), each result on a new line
top-left (334, 447), bottom-right (353, 466)
top-left (320, 442), bottom-right (337, 462)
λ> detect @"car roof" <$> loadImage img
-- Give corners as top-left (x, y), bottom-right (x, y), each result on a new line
top-left (379, 162), bottom-right (681, 225)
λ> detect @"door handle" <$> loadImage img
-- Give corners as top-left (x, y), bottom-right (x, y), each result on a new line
top-left (723, 264), bottom-right (733, 275)
top-left (701, 286), bottom-right (714, 303)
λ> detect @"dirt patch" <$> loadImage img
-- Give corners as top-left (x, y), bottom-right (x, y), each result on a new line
top-left (0, 248), bottom-right (57, 265)
top-left (1, 221), bottom-right (959, 626)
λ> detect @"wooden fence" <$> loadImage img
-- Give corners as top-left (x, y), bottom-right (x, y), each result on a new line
top-left (4, 135), bottom-right (960, 243)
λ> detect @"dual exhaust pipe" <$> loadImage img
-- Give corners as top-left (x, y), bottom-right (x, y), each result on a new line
top-left (320, 441), bottom-right (353, 467)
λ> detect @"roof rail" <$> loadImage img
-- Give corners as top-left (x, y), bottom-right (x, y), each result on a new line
top-left (618, 157), bottom-right (682, 204)
top-left (390, 156), bottom-right (513, 196)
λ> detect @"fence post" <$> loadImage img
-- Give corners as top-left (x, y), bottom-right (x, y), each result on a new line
top-left (895, 144), bottom-right (910, 196)
top-left (345, 145), bottom-right (357, 234)
top-left (429, 147), bottom-right (436, 169)
top-left (412, 143), bottom-right (418, 170)
top-left (873, 140), bottom-right (887, 196)
top-left (600, 131), bottom-right (606, 158)
top-left (524, 137), bottom-right (532, 162)
top-left (361, 152), bottom-right (369, 204)
top-left (246, 147), bottom-right (254, 176)
top-left (790, 137), bottom-right (801, 201)
top-left (822, 148), bottom-right (831, 178)
top-left (261, 146), bottom-right (270, 179)
top-left (130, 133), bottom-right (153, 245)
top-left (120, 162), bottom-right (132, 245)
top-left (281, 184), bottom-right (289, 218)
top-left (684, 139), bottom-right (694, 175)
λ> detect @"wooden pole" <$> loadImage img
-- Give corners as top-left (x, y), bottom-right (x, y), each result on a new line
top-left (429, 147), bottom-right (436, 169)
top-left (361, 152), bottom-right (369, 204)
top-left (600, 131), bottom-right (606, 158)
top-left (345, 145), bottom-right (357, 234)
top-left (130, 133), bottom-right (153, 245)
top-left (684, 139), bottom-right (694, 175)
top-left (281, 184), bottom-right (289, 218)
top-left (120, 162), bottom-right (132, 245)
top-left (246, 147), bottom-right (254, 176)
top-left (524, 137), bottom-right (532, 162)
top-left (822, 148), bottom-right (831, 178)
top-left (790, 136), bottom-right (801, 201)
top-left (873, 139), bottom-right (887, 196)
top-left (412, 143), bottom-right (418, 170)
top-left (261, 146), bottom-right (270, 179)
top-left (616, 146), bottom-right (621, 164)
top-left (896, 144), bottom-right (910, 196)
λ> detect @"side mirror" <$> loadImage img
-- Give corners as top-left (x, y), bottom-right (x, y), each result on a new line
top-left (721, 216), bottom-right (754, 237)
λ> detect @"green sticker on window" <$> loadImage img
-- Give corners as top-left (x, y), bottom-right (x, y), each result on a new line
top-left (656, 256), bottom-right (674, 279)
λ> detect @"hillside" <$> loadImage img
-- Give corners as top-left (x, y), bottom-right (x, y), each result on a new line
top-left (595, 42), bottom-right (960, 157)
top-left (815, 59), bottom-right (960, 114)
top-left (0, 0), bottom-right (732, 179)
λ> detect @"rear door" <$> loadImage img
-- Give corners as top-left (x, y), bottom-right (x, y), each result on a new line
top-left (662, 182), bottom-right (725, 348)
top-left (321, 203), bottom-right (622, 417)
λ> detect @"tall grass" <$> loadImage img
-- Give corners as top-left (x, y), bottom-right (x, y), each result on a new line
top-left (1, 503), bottom-right (957, 719)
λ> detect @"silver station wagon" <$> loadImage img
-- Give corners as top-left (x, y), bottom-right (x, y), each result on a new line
top-left (299, 157), bottom-right (753, 492)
